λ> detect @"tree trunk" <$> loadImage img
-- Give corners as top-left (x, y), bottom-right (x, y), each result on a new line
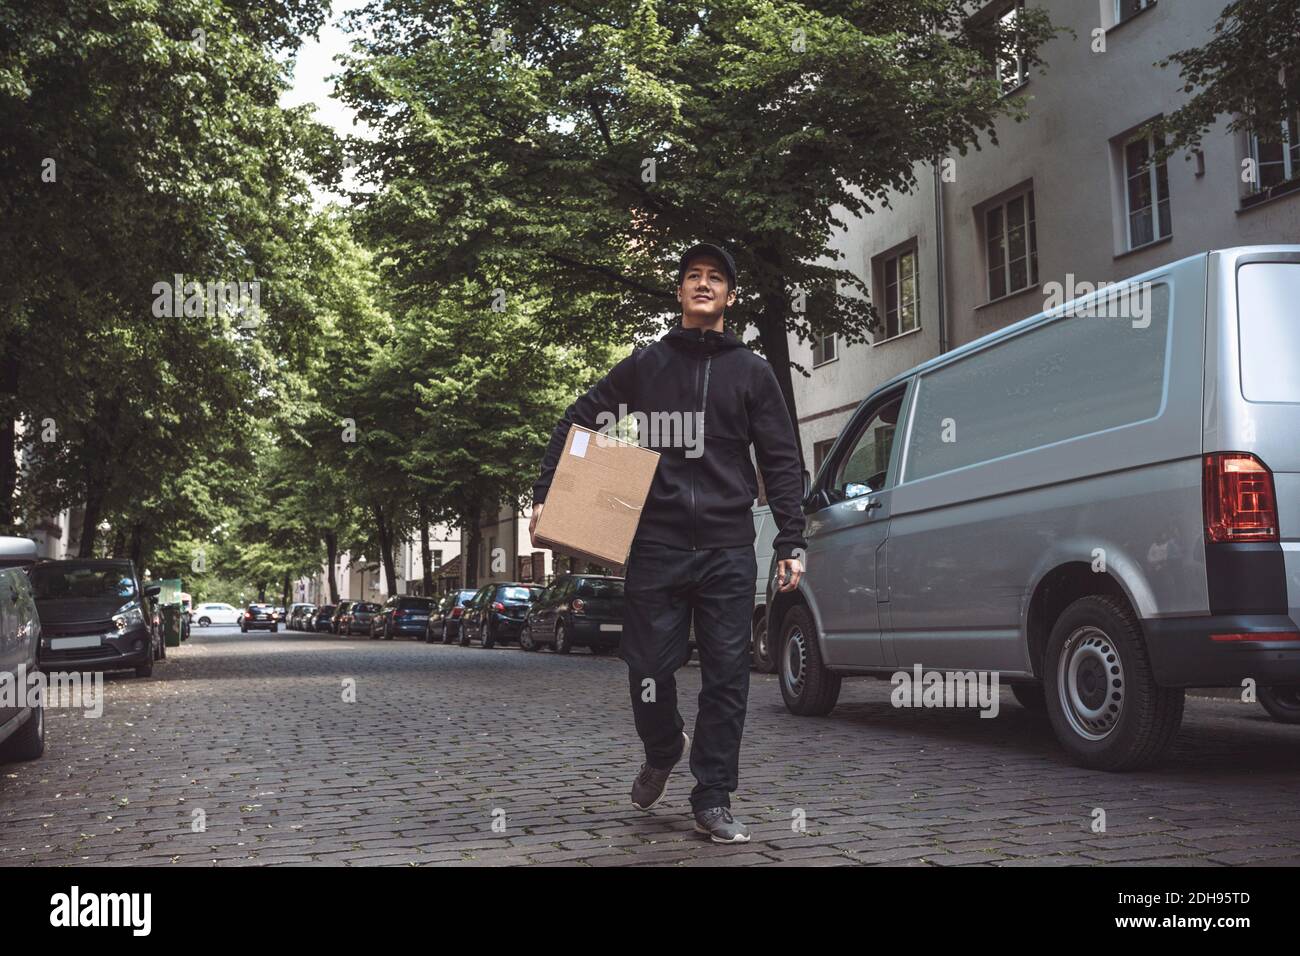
top-left (0, 332), bottom-right (19, 528)
top-left (755, 283), bottom-right (805, 472)
top-left (128, 521), bottom-right (144, 571)
top-left (257, 582), bottom-right (267, 603)
top-left (419, 502), bottom-right (434, 596)
top-left (324, 530), bottom-right (340, 603)
top-left (463, 501), bottom-right (482, 588)
top-left (374, 504), bottom-right (398, 596)
top-left (110, 528), bottom-right (126, 558)
top-left (77, 490), bottom-right (103, 558)
top-left (281, 571), bottom-right (290, 611)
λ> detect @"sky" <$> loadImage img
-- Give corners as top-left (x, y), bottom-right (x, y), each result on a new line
top-left (280, 0), bottom-right (375, 205)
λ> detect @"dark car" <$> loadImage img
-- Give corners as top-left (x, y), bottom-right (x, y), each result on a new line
top-left (461, 583), bottom-right (542, 649)
top-left (426, 589), bottom-right (479, 645)
top-left (371, 595), bottom-right (435, 640)
top-left (240, 603), bottom-right (278, 633)
top-left (345, 601), bottom-right (380, 636)
top-left (0, 537), bottom-right (44, 763)
top-left (31, 558), bottom-right (162, 678)
top-left (312, 605), bottom-right (336, 632)
top-left (330, 601), bottom-right (355, 634)
top-left (287, 603), bottom-right (315, 630)
top-left (523, 574), bottom-right (624, 655)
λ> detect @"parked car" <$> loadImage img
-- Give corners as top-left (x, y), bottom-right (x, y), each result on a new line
top-left (330, 601), bottom-right (355, 634)
top-left (426, 589), bottom-right (479, 644)
top-left (312, 605), bottom-right (337, 632)
top-left (287, 603), bottom-right (315, 630)
top-left (767, 247), bottom-right (1300, 772)
top-left (371, 595), bottom-right (436, 640)
top-left (461, 583), bottom-right (543, 648)
top-left (191, 602), bottom-right (240, 627)
top-left (341, 601), bottom-right (379, 636)
top-left (240, 603), bottom-right (278, 633)
top-left (523, 574), bottom-right (624, 654)
top-left (32, 558), bottom-right (162, 678)
top-left (0, 537), bottom-right (43, 763)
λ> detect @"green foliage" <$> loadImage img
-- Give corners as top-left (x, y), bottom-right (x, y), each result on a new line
top-left (1155, 0), bottom-right (1300, 156)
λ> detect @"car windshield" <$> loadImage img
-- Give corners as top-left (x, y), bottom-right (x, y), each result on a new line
top-left (499, 586), bottom-right (540, 602)
top-left (398, 598), bottom-right (433, 610)
top-left (356, 603), bottom-right (379, 612)
top-left (31, 565), bottom-right (136, 602)
top-left (575, 578), bottom-right (624, 599)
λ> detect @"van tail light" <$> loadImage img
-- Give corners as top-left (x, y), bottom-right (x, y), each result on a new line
top-left (244, 611), bottom-right (252, 619)
top-left (1203, 453), bottom-right (1279, 543)
top-left (492, 601), bottom-right (505, 612)
top-left (570, 598), bottom-right (586, 614)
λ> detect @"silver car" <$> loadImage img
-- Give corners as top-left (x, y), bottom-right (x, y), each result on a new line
top-left (0, 537), bottom-right (43, 764)
top-left (769, 246), bottom-right (1300, 770)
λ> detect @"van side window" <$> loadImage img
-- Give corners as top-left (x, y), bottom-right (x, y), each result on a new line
top-left (833, 396), bottom-right (903, 499)
top-left (904, 281), bottom-right (1170, 481)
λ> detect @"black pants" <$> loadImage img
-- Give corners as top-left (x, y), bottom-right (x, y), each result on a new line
top-left (619, 538), bottom-right (757, 813)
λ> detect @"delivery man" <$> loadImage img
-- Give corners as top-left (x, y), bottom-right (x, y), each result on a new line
top-left (530, 242), bottom-right (807, 843)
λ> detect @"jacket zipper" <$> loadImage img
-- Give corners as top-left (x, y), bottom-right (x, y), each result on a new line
top-left (690, 350), bottom-right (712, 551)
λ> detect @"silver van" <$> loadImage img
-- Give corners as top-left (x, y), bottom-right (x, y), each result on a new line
top-left (768, 246), bottom-right (1300, 770)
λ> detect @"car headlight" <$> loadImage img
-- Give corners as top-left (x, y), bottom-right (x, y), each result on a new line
top-left (113, 607), bottom-right (145, 632)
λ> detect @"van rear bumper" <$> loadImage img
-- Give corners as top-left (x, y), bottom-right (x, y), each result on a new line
top-left (1143, 614), bottom-right (1300, 687)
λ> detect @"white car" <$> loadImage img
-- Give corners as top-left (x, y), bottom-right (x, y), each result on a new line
top-left (191, 602), bottom-right (241, 626)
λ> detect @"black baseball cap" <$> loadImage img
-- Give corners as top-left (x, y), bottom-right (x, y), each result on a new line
top-left (677, 242), bottom-right (736, 290)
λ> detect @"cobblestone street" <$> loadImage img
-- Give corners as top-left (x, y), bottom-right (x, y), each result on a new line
top-left (3, 627), bottom-right (1300, 867)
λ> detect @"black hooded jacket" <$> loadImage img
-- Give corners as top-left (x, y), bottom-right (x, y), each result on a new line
top-left (532, 322), bottom-right (808, 561)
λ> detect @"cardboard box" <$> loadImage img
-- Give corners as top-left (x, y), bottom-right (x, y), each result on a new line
top-left (533, 424), bottom-right (660, 571)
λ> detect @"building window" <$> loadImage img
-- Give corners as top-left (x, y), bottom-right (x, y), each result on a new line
top-left (812, 333), bottom-right (837, 367)
top-left (1249, 111), bottom-right (1300, 198)
top-left (813, 438), bottom-right (836, 477)
top-left (876, 247), bottom-right (919, 341)
top-left (984, 190), bottom-right (1038, 301)
top-left (1114, 0), bottom-right (1155, 25)
top-left (995, 0), bottom-right (1028, 94)
top-left (1124, 131), bottom-right (1172, 248)
top-left (432, 549), bottom-right (442, 569)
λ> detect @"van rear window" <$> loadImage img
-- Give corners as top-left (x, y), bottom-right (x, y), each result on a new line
top-left (1238, 263), bottom-right (1300, 403)
top-left (905, 282), bottom-right (1170, 481)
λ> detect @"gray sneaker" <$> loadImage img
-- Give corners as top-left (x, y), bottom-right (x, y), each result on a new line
top-left (694, 806), bottom-right (751, 844)
top-left (630, 732), bottom-right (689, 811)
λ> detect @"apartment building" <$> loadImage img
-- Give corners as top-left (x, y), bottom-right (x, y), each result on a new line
top-left (791, 0), bottom-right (1300, 474)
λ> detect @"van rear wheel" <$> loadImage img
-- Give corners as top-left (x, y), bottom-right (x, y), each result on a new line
top-left (778, 606), bottom-right (840, 716)
top-left (1044, 595), bottom-right (1183, 771)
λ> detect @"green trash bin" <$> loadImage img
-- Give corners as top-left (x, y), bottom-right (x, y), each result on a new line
top-left (162, 605), bottom-right (183, 647)
top-left (158, 579), bottom-right (184, 647)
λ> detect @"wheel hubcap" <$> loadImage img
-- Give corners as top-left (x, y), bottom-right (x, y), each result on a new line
top-left (1058, 626), bottom-right (1125, 741)
top-left (783, 627), bottom-right (807, 696)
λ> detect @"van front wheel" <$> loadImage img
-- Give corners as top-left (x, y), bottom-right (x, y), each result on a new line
top-left (778, 606), bottom-right (840, 716)
top-left (1044, 595), bottom-right (1183, 771)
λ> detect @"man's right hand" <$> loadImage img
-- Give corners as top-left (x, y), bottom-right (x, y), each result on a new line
top-left (529, 502), bottom-right (543, 548)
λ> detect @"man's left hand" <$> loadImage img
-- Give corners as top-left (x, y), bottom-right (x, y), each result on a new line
top-left (775, 557), bottom-right (803, 593)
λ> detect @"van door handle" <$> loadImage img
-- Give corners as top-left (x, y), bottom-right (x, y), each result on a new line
top-left (856, 497), bottom-right (882, 513)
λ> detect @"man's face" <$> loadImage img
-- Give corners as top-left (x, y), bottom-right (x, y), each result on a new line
top-left (676, 254), bottom-right (735, 323)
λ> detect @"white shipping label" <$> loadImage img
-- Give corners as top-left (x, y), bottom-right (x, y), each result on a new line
top-left (570, 430), bottom-right (589, 458)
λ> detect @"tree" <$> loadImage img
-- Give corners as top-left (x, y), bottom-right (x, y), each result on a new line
top-left (339, 0), bottom-right (1057, 445)
top-left (1155, 0), bottom-right (1300, 158)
